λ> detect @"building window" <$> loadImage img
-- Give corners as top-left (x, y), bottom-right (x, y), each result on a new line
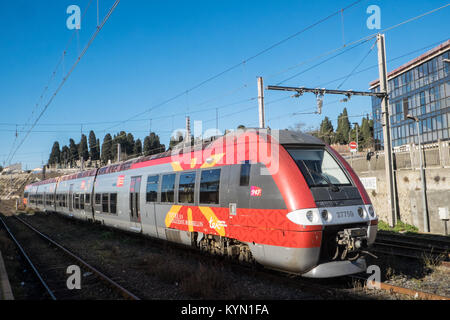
top-left (200, 169), bottom-right (221, 204)
top-left (146, 175), bottom-right (159, 202)
top-left (178, 172), bottom-right (196, 204)
top-left (161, 174), bottom-right (176, 203)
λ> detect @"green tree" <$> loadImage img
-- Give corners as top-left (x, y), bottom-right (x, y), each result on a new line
top-left (48, 141), bottom-right (60, 165)
top-left (134, 138), bottom-right (142, 156)
top-left (69, 139), bottom-right (78, 165)
top-left (101, 134), bottom-right (113, 164)
top-left (168, 131), bottom-right (184, 150)
top-left (319, 117), bottom-right (334, 145)
top-left (60, 145), bottom-right (70, 167)
top-left (79, 134), bottom-right (89, 161)
top-left (144, 132), bottom-right (165, 155)
top-left (126, 133), bottom-right (135, 156)
top-left (335, 108), bottom-right (351, 144)
top-left (89, 131), bottom-right (100, 160)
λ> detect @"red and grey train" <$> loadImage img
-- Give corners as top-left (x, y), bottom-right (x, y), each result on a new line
top-left (24, 129), bottom-right (377, 278)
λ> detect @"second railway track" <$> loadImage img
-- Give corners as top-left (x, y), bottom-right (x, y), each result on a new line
top-left (373, 232), bottom-right (450, 261)
top-left (0, 214), bottom-right (140, 300)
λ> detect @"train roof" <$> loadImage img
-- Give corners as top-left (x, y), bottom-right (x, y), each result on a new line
top-left (26, 129), bottom-right (324, 187)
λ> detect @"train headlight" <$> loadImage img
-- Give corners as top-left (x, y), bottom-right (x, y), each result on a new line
top-left (368, 205), bottom-right (375, 217)
top-left (357, 207), bottom-right (364, 218)
top-left (321, 209), bottom-right (330, 221)
top-left (306, 210), bottom-right (315, 223)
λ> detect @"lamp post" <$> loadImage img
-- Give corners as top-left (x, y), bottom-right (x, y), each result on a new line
top-left (406, 114), bottom-right (429, 232)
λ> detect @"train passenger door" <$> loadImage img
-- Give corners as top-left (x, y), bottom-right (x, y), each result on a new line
top-left (142, 175), bottom-right (159, 238)
top-left (129, 176), bottom-right (142, 232)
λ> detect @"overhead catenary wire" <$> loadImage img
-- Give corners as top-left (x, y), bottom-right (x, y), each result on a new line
top-left (9, 2), bottom-right (450, 168)
top-left (7, 0), bottom-right (121, 166)
top-left (101, 0), bottom-right (364, 132)
top-left (4, 0), bottom-right (95, 165)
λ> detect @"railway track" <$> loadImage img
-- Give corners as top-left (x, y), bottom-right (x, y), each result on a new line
top-left (373, 232), bottom-right (450, 261)
top-left (5, 211), bottom-right (449, 301)
top-left (0, 215), bottom-right (140, 300)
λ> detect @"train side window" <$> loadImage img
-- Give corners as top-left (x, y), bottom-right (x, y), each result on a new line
top-left (200, 169), bottom-right (221, 204)
top-left (80, 194), bottom-right (85, 210)
top-left (146, 175), bottom-right (159, 202)
top-left (178, 172), bottom-right (196, 204)
top-left (95, 193), bottom-right (101, 205)
top-left (240, 162), bottom-right (251, 186)
top-left (85, 194), bottom-right (90, 204)
top-left (110, 193), bottom-right (117, 214)
top-left (161, 174), bottom-right (176, 203)
top-left (102, 193), bottom-right (109, 213)
top-left (75, 194), bottom-right (79, 209)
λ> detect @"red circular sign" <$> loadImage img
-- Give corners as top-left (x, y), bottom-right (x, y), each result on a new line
top-left (349, 141), bottom-right (358, 149)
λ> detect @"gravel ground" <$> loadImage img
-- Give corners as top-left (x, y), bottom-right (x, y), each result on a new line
top-left (3, 210), bottom-right (446, 300)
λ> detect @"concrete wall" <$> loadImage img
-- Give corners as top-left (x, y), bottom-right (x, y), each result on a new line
top-left (357, 168), bottom-right (450, 234)
top-left (348, 141), bottom-right (450, 234)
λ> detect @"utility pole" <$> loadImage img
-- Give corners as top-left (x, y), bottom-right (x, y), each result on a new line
top-left (266, 34), bottom-right (398, 226)
top-left (407, 115), bottom-right (429, 232)
top-left (377, 33), bottom-right (398, 227)
top-left (185, 116), bottom-right (191, 146)
top-left (258, 77), bottom-right (265, 128)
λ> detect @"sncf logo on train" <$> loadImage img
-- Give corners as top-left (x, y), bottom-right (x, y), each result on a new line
top-left (250, 186), bottom-right (262, 197)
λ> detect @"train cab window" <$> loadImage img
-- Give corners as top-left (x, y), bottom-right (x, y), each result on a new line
top-left (95, 194), bottom-right (101, 205)
top-left (146, 175), bottom-right (159, 202)
top-left (239, 162), bottom-right (251, 186)
top-left (109, 193), bottom-right (117, 214)
top-left (286, 148), bottom-right (351, 188)
top-left (178, 172), bottom-right (196, 204)
top-left (161, 174), bottom-right (176, 203)
top-left (102, 194), bottom-right (109, 213)
top-left (200, 169), bottom-right (221, 204)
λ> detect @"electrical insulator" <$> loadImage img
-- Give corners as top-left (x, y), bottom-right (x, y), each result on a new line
top-left (316, 94), bottom-right (323, 114)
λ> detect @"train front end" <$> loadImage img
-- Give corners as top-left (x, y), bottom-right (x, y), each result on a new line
top-left (268, 130), bottom-right (378, 278)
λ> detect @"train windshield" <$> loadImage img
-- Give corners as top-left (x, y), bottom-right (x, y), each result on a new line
top-left (286, 148), bottom-right (351, 188)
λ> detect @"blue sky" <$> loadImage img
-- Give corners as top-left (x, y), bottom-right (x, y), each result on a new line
top-left (0, 0), bottom-right (449, 169)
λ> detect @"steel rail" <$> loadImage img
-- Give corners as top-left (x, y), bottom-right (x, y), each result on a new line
top-left (0, 215), bottom-right (57, 300)
top-left (349, 274), bottom-right (450, 300)
top-left (13, 215), bottom-right (140, 300)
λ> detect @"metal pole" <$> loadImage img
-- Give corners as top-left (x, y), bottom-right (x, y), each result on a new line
top-left (117, 143), bottom-right (121, 163)
top-left (377, 33), bottom-right (398, 227)
top-left (258, 77), bottom-right (265, 128)
top-left (416, 120), bottom-right (429, 232)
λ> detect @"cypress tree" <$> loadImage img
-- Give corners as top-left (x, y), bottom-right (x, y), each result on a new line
top-left (126, 133), bottom-right (135, 155)
top-left (319, 117), bottom-right (334, 145)
top-left (89, 130), bottom-right (99, 160)
top-left (48, 141), bottom-right (60, 165)
top-left (69, 138), bottom-right (78, 165)
top-left (134, 138), bottom-right (142, 156)
top-left (101, 134), bottom-right (113, 164)
top-left (79, 134), bottom-right (89, 161)
top-left (60, 145), bottom-right (70, 167)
